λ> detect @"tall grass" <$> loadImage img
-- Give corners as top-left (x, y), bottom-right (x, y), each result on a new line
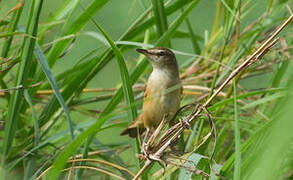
top-left (0, 0), bottom-right (292, 179)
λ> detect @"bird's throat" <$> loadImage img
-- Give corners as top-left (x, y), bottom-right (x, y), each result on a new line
top-left (148, 68), bottom-right (180, 93)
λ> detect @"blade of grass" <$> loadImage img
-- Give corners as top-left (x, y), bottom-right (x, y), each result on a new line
top-left (122, 0), bottom-right (195, 40)
top-left (221, 0), bottom-right (239, 38)
top-left (2, 0), bottom-right (43, 162)
top-left (212, 124), bottom-right (231, 162)
top-left (0, 20), bottom-right (9, 26)
top-left (243, 82), bottom-right (293, 179)
top-left (40, 59), bottom-right (103, 128)
top-left (270, 60), bottom-right (289, 88)
top-left (49, 47), bottom-right (101, 85)
top-left (241, 92), bottom-right (285, 110)
top-left (131, 30), bottom-right (202, 43)
top-left (23, 90), bottom-right (39, 180)
top-left (156, 0), bottom-right (201, 45)
top-left (34, 0), bottom-right (109, 129)
top-left (36, 48), bottom-right (107, 134)
top-left (7, 116), bottom-right (118, 169)
top-left (209, 0), bottom-right (241, 96)
top-left (90, 14), bottom-right (138, 140)
top-left (45, 0), bottom-right (109, 68)
top-left (45, 113), bottom-right (114, 179)
top-left (151, 0), bottom-right (169, 35)
top-left (24, 90), bottom-right (40, 147)
top-left (220, 75), bottom-right (293, 177)
top-left (185, 17), bottom-right (201, 54)
top-left (23, 158), bottom-right (37, 180)
top-left (209, 88), bottom-right (285, 110)
top-left (35, 50), bottom-right (109, 178)
top-left (38, 0), bottom-right (80, 36)
top-left (34, 43), bottom-right (75, 140)
top-left (216, 31), bottom-right (260, 84)
top-left (220, 95), bottom-right (290, 178)
top-left (211, 0), bottom-right (222, 37)
top-left (1, 7), bottom-right (23, 58)
top-left (0, 31), bottom-right (23, 39)
top-left (266, 0), bottom-right (274, 12)
top-left (0, 2), bottom-right (23, 101)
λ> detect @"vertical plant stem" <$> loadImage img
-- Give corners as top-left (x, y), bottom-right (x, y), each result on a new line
top-left (233, 80), bottom-right (241, 180)
top-left (1, 3), bottom-right (23, 58)
top-left (23, 90), bottom-right (40, 180)
top-left (211, 0), bottom-right (222, 37)
top-left (2, 0), bottom-right (44, 160)
top-left (185, 17), bottom-right (201, 54)
top-left (151, 0), bottom-right (170, 47)
top-left (0, 2), bottom-right (24, 101)
top-left (151, 0), bottom-right (169, 35)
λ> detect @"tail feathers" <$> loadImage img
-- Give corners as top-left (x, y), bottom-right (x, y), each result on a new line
top-left (120, 127), bottom-right (145, 138)
top-left (120, 114), bottom-right (145, 138)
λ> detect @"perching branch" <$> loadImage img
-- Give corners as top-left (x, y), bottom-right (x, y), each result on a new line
top-left (133, 13), bottom-right (293, 180)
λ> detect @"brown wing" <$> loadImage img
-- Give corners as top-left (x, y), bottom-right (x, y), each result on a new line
top-left (144, 84), bottom-right (150, 98)
top-left (120, 114), bottom-right (145, 138)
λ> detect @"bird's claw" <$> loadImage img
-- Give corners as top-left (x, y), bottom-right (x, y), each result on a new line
top-left (141, 143), bottom-right (146, 154)
top-left (141, 142), bottom-right (150, 157)
top-left (149, 154), bottom-right (166, 173)
top-left (180, 117), bottom-right (191, 129)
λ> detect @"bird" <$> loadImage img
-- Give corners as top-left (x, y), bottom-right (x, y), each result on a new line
top-left (120, 47), bottom-right (182, 145)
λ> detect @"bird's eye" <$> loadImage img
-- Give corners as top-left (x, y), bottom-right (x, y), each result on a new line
top-left (157, 51), bottom-right (165, 56)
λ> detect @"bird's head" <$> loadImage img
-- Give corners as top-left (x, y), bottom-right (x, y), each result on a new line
top-left (136, 47), bottom-right (178, 69)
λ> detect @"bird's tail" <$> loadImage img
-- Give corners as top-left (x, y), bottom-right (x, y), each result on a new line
top-left (120, 114), bottom-right (145, 138)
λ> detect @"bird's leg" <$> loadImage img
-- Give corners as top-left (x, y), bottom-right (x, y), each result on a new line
top-left (179, 116), bottom-right (191, 129)
top-left (136, 127), bottom-right (142, 147)
top-left (142, 128), bottom-right (150, 156)
top-left (147, 114), bottom-right (168, 148)
top-left (148, 154), bottom-right (166, 172)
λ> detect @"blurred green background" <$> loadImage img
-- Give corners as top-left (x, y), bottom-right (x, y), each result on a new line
top-left (0, 0), bottom-right (292, 179)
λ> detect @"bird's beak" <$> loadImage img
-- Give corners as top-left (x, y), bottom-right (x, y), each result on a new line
top-left (136, 48), bottom-right (148, 55)
top-left (136, 48), bottom-right (156, 63)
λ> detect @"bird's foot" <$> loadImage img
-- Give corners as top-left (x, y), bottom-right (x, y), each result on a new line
top-left (180, 117), bottom-right (191, 129)
top-left (141, 142), bottom-right (150, 157)
top-left (149, 154), bottom-right (166, 173)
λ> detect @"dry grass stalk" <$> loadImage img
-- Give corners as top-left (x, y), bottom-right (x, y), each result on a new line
top-left (133, 13), bottom-right (293, 180)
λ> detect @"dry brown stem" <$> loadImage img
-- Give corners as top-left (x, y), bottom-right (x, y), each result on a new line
top-left (133, 14), bottom-right (293, 180)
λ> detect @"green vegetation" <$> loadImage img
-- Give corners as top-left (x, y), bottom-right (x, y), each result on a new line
top-left (0, 0), bottom-right (292, 179)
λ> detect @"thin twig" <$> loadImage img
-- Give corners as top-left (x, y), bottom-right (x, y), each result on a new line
top-left (0, 82), bottom-right (42, 92)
